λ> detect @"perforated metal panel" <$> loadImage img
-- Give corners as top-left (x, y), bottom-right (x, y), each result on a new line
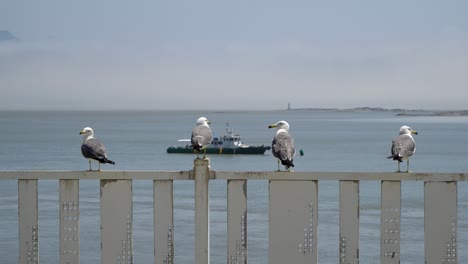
top-left (18, 179), bottom-right (38, 264)
top-left (269, 180), bottom-right (318, 264)
top-left (100, 180), bottom-right (133, 264)
top-left (339, 180), bottom-right (359, 264)
top-left (154, 180), bottom-right (174, 264)
top-left (425, 181), bottom-right (457, 264)
top-left (227, 180), bottom-right (247, 264)
top-left (380, 181), bottom-right (400, 263)
top-left (60, 179), bottom-right (80, 264)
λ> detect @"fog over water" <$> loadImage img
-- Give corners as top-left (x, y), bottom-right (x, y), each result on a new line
top-left (1, 1), bottom-right (468, 110)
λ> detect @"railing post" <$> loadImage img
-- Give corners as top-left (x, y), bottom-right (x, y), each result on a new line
top-left (18, 179), bottom-right (38, 264)
top-left (339, 180), bottom-right (360, 264)
top-left (194, 158), bottom-right (210, 264)
top-left (100, 179), bottom-right (133, 264)
top-left (424, 181), bottom-right (458, 264)
top-left (227, 179), bottom-right (247, 264)
top-left (154, 180), bottom-right (174, 264)
top-left (59, 179), bottom-right (80, 264)
top-left (380, 181), bottom-right (401, 263)
top-left (269, 180), bottom-right (318, 264)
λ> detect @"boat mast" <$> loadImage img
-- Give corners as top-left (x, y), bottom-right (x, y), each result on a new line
top-left (226, 122), bottom-right (233, 136)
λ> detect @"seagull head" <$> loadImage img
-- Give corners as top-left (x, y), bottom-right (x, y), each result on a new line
top-left (268, 120), bottom-right (290, 131)
top-left (399, 125), bottom-right (418, 135)
top-left (196, 117), bottom-right (211, 126)
top-left (79, 127), bottom-right (94, 137)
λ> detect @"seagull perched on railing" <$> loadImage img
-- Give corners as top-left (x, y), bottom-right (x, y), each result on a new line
top-left (387, 125), bottom-right (418, 173)
top-left (191, 117), bottom-right (212, 159)
top-left (80, 127), bottom-right (115, 171)
top-left (268, 120), bottom-right (295, 171)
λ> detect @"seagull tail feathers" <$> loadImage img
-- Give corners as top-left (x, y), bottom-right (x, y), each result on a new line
top-left (387, 155), bottom-right (402, 162)
top-left (191, 144), bottom-right (201, 151)
top-left (281, 159), bottom-right (294, 169)
top-left (98, 157), bottom-right (115, 165)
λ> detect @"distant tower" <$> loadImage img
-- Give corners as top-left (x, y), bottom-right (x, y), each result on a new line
top-left (287, 102), bottom-right (291, 110)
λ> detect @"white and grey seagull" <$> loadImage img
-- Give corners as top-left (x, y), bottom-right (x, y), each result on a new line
top-left (268, 120), bottom-right (296, 171)
top-left (191, 117), bottom-right (212, 159)
top-left (80, 127), bottom-right (115, 171)
top-left (387, 125), bottom-right (418, 173)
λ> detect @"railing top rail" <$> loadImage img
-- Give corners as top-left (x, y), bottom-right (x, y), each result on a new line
top-left (0, 171), bottom-right (467, 181)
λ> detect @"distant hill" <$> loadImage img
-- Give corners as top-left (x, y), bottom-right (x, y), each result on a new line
top-left (286, 106), bottom-right (468, 116)
top-left (0, 30), bottom-right (16, 42)
top-left (286, 106), bottom-right (423, 113)
top-left (396, 110), bottom-right (468, 117)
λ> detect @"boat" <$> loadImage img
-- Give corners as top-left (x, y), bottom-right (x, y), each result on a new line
top-left (167, 122), bottom-right (271, 154)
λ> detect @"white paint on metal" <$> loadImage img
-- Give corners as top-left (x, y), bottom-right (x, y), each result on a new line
top-left (100, 180), bottom-right (133, 264)
top-left (424, 181), bottom-right (457, 264)
top-left (214, 171), bottom-right (468, 181)
top-left (194, 159), bottom-right (210, 264)
top-left (18, 179), bottom-right (38, 264)
top-left (1, 171), bottom-right (467, 181)
top-left (269, 180), bottom-right (318, 264)
top-left (4, 170), bottom-right (465, 263)
top-left (227, 180), bottom-right (247, 264)
top-left (154, 180), bottom-right (174, 264)
top-left (339, 180), bottom-right (359, 264)
top-left (59, 179), bottom-right (80, 264)
top-left (380, 181), bottom-right (400, 263)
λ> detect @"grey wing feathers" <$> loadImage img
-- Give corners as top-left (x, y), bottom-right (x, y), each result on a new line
top-left (81, 138), bottom-right (108, 161)
top-left (391, 135), bottom-right (415, 158)
top-left (272, 132), bottom-right (295, 161)
top-left (191, 125), bottom-right (212, 150)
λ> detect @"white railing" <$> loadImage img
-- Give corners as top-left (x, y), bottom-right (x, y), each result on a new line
top-left (1, 158), bottom-right (466, 264)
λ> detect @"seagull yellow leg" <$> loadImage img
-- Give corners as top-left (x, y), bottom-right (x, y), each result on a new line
top-left (98, 162), bottom-right (102, 172)
top-left (397, 161), bottom-right (401, 173)
top-left (203, 148), bottom-right (207, 159)
top-left (406, 160), bottom-right (410, 173)
top-left (88, 160), bottom-right (92, 171)
top-left (277, 159), bottom-right (280, 172)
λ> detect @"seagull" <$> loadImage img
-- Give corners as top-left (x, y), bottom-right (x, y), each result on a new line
top-left (191, 117), bottom-right (212, 159)
top-left (268, 120), bottom-right (295, 171)
top-left (387, 125), bottom-right (418, 173)
top-left (80, 127), bottom-right (115, 171)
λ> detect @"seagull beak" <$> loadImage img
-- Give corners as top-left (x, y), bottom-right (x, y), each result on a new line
top-left (412, 131), bottom-right (418, 135)
top-left (79, 130), bottom-right (86, 135)
top-left (268, 124), bottom-right (276, 128)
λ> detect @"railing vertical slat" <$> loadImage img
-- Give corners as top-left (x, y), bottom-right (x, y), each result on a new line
top-left (339, 180), bottom-right (359, 264)
top-left (154, 180), bottom-right (174, 264)
top-left (380, 181), bottom-right (401, 263)
top-left (227, 179), bottom-right (247, 264)
top-left (18, 179), bottom-right (39, 264)
top-left (194, 159), bottom-right (210, 264)
top-left (269, 180), bottom-right (318, 264)
top-left (59, 179), bottom-right (80, 264)
top-left (424, 181), bottom-right (458, 264)
top-left (100, 179), bottom-right (133, 264)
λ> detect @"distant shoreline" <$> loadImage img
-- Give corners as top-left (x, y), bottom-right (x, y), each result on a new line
top-left (0, 107), bottom-right (467, 116)
top-left (286, 107), bottom-right (468, 116)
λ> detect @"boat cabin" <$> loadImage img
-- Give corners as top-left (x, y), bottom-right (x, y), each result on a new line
top-left (210, 122), bottom-right (247, 148)
top-left (211, 135), bottom-right (243, 147)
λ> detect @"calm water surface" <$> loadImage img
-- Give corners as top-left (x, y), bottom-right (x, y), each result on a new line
top-left (0, 110), bottom-right (467, 263)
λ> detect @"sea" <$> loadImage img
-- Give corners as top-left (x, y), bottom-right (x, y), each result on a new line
top-left (0, 110), bottom-right (467, 263)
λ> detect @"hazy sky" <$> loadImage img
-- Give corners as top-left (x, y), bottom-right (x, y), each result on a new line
top-left (1, 0), bottom-right (467, 110)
